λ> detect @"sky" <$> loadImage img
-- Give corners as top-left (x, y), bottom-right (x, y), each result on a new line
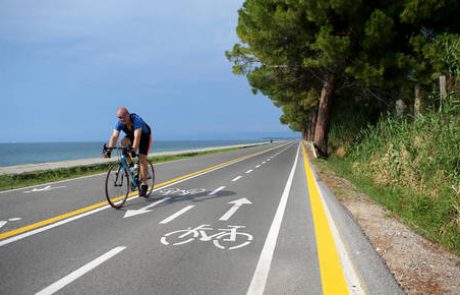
top-left (0, 0), bottom-right (299, 143)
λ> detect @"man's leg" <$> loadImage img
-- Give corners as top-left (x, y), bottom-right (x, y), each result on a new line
top-left (139, 154), bottom-right (148, 185)
top-left (120, 137), bottom-right (132, 165)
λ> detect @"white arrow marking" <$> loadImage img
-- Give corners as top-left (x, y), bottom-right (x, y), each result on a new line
top-left (123, 197), bottom-right (170, 218)
top-left (219, 198), bottom-right (252, 221)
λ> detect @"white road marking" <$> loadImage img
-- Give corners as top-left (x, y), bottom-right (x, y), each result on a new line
top-left (24, 185), bottom-right (66, 194)
top-left (245, 169), bottom-right (253, 174)
top-left (0, 204), bottom-right (111, 248)
top-left (255, 165), bottom-right (261, 168)
top-left (209, 186), bottom-right (226, 195)
top-left (232, 176), bottom-right (243, 182)
top-left (219, 198), bottom-right (252, 221)
top-left (35, 246), bottom-right (126, 295)
top-left (160, 205), bottom-right (195, 224)
top-left (0, 218), bottom-right (21, 230)
top-left (0, 143), bottom-right (294, 247)
top-left (262, 161), bottom-right (266, 164)
top-left (247, 144), bottom-right (300, 295)
top-left (123, 197), bottom-right (171, 218)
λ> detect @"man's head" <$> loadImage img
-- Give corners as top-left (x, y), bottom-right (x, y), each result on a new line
top-left (117, 107), bottom-right (130, 124)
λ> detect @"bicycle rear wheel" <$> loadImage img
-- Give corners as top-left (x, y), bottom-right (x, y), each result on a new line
top-left (143, 160), bottom-right (156, 198)
top-left (105, 164), bottom-right (130, 209)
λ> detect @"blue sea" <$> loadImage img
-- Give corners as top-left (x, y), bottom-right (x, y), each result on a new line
top-left (0, 140), bottom-right (268, 167)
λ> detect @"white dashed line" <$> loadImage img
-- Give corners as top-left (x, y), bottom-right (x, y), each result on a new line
top-left (232, 176), bottom-right (243, 182)
top-left (255, 165), bottom-right (261, 168)
top-left (245, 169), bottom-right (253, 174)
top-left (36, 246), bottom-right (126, 295)
top-left (262, 162), bottom-right (266, 164)
top-left (247, 144), bottom-right (300, 295)
top-left (159, 205), bottom-right (195, 224)
top-left (209, 186), bottom-right (226, 195)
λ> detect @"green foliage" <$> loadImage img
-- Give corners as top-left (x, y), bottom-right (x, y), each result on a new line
top-left (326, 93), bottom-right (460, 254)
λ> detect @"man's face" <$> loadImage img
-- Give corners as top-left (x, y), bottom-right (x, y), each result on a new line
top-left (117, 111), bottom-right (129, 124)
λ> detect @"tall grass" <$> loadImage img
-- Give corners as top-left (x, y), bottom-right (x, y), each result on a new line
top-left (327, 95), bottom-right (460, 255)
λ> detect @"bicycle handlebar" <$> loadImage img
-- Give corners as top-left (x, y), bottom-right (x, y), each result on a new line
top-left (102, 144), bottom-right (137, 158)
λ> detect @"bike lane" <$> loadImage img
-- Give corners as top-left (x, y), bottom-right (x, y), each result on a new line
top-left (0, 142), bottom-right (296, 294)
top-left (0, 142), bottom-right (290, 244)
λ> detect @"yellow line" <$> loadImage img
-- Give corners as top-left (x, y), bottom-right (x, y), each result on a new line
top-left (0, 147), bottom-right (272, 241)
top-left (301, 143), bottom-right (349, 295)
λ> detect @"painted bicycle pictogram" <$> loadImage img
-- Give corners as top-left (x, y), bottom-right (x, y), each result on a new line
top-left (160, 224), bottom-right (253, 250)
top-left (158, 188), bottom-right (206, 196)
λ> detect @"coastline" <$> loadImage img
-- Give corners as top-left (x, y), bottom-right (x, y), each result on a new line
top-left (0, 142), bottom-right (268, 175)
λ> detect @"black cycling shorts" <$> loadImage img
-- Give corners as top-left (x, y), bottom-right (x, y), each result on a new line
top-left (124, 131), bottom-right (152, 156)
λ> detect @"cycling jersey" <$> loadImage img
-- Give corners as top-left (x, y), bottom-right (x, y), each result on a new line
top-left (114, 113), bottom-right (151, 137)
top-left (114, 113), bottom-right (152, 155)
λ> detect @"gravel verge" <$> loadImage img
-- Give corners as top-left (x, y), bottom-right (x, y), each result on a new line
top-left (314, 162), bottom-right (460, 294)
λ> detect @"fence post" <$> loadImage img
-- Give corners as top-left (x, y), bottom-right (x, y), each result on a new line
top-left (440, 75), bottom-right (447, 112)
top-left (414, 83), bottom-right (421, 117)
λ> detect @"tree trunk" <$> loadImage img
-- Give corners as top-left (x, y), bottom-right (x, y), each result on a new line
top-left (307, 109), bottom-right (317, 141)
top-left (313, 74), bottom-right (336, 157)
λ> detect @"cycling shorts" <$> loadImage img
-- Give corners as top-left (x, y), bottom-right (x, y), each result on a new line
top-left (124, 131), bottom-right (152, 156)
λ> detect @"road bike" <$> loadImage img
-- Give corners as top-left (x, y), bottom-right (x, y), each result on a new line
top-left (103, 144), bottom-right (155, 209)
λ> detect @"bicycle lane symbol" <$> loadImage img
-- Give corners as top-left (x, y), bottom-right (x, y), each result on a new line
top-left (158, 188), bottom-right (206, 196)
top-left (160, 224), bottom-right (253, 250)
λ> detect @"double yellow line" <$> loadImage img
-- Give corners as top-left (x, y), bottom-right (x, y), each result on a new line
top-left (0, 145), bottom-right (279, 242)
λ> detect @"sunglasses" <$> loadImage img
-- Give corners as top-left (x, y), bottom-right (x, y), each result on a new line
top-left (118, 114), bottom-right (128, 120)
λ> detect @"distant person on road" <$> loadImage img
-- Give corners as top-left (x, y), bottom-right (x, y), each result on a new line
top-left (104, 107), bottom-right (152, 197)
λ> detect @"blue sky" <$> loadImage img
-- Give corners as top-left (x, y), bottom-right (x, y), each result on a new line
top-left (0, 0), bottom-right (299, 142)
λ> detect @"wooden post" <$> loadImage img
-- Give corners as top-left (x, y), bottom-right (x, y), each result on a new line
top-left (440, 75), bottom-right (447, 112)
top-left (414, 84), bottom-right (421, 118)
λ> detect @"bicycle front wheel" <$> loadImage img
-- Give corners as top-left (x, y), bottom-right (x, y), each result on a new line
top-left (143, 160), bottom-right (156, 198)
top-left (105, 164), bottom-right (130, 209)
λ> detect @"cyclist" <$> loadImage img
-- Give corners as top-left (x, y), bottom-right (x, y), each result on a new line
top-left (104, 107), bottom-right (152, 197)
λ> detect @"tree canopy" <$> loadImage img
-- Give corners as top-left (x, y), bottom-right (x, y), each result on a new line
top-left (227, 0), bottom-right (460, 156)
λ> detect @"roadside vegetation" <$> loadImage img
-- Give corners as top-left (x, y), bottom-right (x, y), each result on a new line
top-left (0, 145), bottom-right (257, 192)
top-left (323, 96), bottom-right (460, 255)
top-left (227, 1), bottom-right (460, 255)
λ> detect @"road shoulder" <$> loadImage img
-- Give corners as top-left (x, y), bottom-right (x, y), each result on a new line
top-left (313, 160), bottom-right (460, 295)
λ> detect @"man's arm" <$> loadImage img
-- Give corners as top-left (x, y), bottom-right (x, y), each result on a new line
top-left (132, 128), bottom-right (142, 151)
top-left (108, 129), bottom-right (120, 148)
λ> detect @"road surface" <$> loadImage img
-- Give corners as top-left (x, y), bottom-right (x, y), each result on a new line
top-left (0, 141), bottom-right (403, 294)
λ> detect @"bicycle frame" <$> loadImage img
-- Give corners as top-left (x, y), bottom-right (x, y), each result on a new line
top-left (107, 145), bottom-right (139, 191)
top-left (119, 152), bottom-right (139, 190)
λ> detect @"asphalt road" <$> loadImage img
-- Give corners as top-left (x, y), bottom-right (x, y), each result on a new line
top-left (0, 141), bottom-right (403, 295)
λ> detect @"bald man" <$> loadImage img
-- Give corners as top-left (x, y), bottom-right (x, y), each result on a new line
top-left (105, 107), bottom-right (152, 197)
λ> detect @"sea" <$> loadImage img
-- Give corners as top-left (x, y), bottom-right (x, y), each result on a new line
top-left (0, 140), bottom-right (269, 167)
